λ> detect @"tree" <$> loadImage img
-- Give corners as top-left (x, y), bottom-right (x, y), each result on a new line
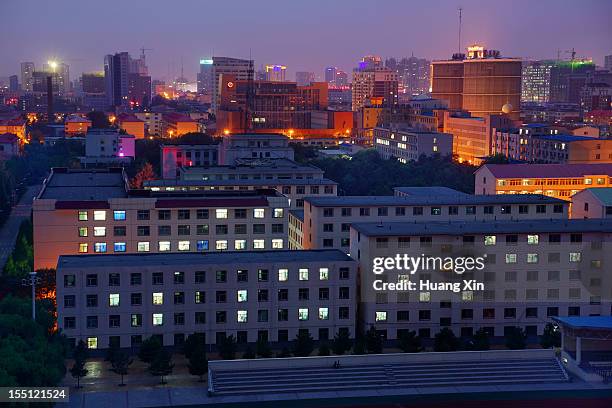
top-left (398, 330), bottom-right (423, 353)
top-left (243, 346), bottom-right (256, 359)
top-left (292, 331), bottom-right (314, 357)
top-left (105, 341), bottom-right (121, 362)
top-left (256, 338), bottom-right (272, 358)
top-left (484, 153), bottom-right (510, 164)
top-left (318, 343), bottom-right (331, 356)
top-left (110, 351), bottom-right (133, 386)
top-left (464, 328), bottom-right (490, 351)
top-left (183, 333), bottom-right (205, 360)
top-left (217, 335), bottom-right (237, 360)
top-left (70, 340), bottom-right (88, 388)
top-left (130, 162), bottom-right (156, 189)
top-left (276, 347), bottom-right (291, 358)
top-left (331, 330), bottom-right (352, 355)
top-left (149, 350), bottom-right (174, 385)
top-left (352, 337), bottom-right (366, 355)
top-left (540, 323), bottom-right (561, 349)
top-left (365, 327), bottom-right (383, 354)
top-left (138, 336), bottom-right (162, 363)
top-left (434, 328), bottom-right (461, 352)
top-left (505, 327), bottom-right (527, 350)
top-left (187, 345), bottom-right (208, 382)
top-left (86, 111), bottom-right (111, 128)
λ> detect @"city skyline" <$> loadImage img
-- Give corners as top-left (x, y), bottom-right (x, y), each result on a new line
top-left (1, 0), bottom-right (610, 82)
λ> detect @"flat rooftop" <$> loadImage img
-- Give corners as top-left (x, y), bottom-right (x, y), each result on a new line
top-left (179, 158), bottom-right (321, 174)
top-left (57, 249), bottom-right (354, 269)
top-left (304, 194), bottom-right (565, 207)
top-left (145, 178), bottom-right (337, 187)
top-left (481, 163), bottom-right (612, 178)
top-left (552, 316), bottom-right (612, 330)
top-left (39, 168), bottom-right (128, 200)
top-left (393, 186), bottom-right (469, 196)
top-left (351, 218), bottom-right (612, 237)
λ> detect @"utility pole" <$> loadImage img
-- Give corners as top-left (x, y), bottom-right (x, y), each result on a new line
top-left (22, 271), bottom-right (40, 320)
top-left (458, 7), bottom-right (463, 53)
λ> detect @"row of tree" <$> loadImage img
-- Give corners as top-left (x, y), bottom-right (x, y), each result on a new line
top-left (3, 219), bottom-right (33, 278)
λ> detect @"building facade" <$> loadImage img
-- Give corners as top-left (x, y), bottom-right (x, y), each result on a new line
top-left (374, 127), bottom-right (453, 163)
top-left (352, 68), bottom-right (398, 111)
top-left (160, 144), bottom-right (220, 179)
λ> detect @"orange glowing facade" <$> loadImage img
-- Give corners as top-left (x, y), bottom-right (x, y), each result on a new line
top-left (117, 113), bottom-right (145, 139)
top-left (64, 116), bottom-right (92, 135)
top-left (161, 113), bottom-right (198, 137)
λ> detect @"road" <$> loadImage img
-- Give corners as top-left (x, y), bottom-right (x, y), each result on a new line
top-left (0, 184), bottom-right (41, 272)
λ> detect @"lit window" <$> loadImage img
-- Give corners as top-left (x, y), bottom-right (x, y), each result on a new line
top-left (113, 210), bottom-right (126, 221)
top-left (527, 235), bottom-right (539, 245)
top-left (78, 243), bottom-right (88, 253)
top-left (109, 293), bottom-right (120, 307)
top-left (79, 227), bottom-right (88, 237)
top-left (93, 227), bottom-right (106, 237)
top-left (87, 337), bottom-right (98, 349)
top-left (237, 290), bottom-right (248, 302)
top-left (114, 242), bottom-right (126, 252)
top-left (237, 310), bottom-right (248, 323)
top-left (375, 311), bottom-right (387, 322)
top-left (419, 292), bottom-right (430, 302)
top-left (158, 241), bottom-right (171, 252)
top-left (272, 239), bottom-right (283, 249)
top-left (319, 307), bottom-right (329, 320)
top-left (137, 241), bottom-right (150, 252)
top-left (462, 291), bottom-right (473, 301)
top-left (78, 211), bottom-right (88, 221)
top-left (152, 292), bottom-right (163, 305)
top-left (215, 209), bottom-right (228, 219)
top-left (234, 239), bottom-right (247, 250)
top-left (216, 240), bottom-right (228, 250)
top-left (569, 252), bottom-right (581, 262)
top-left (273, 208), bottom-right (284, 218)
top-left (253, 239), bottom-right (265, 249)
top-left (299, 268), bottom-right (309, 281)
top-left (93, 210), bottom-right (106, 221)
top-left (527, 253), bottom-right (539, 263)
top-left (152, 313), bottom-right (163, 326)
top-left (94, 242), bottom-right (107, 253)
top-left (278, 269), bottom-right (288, 281)
top-left (505, 253), bottom-right (517, 264)
top-left (298, 308), bottom-right (309, 321)
top-left (196, 240), bottom-right (209, 251)
top-left (254, 208), bottom-right (265, 218)
top-left (319, 268), bottom-right (329, 281)
top-left (178, 241), bottom-right (190, 251)
top-left (484, 235), bottom-right (496, 246)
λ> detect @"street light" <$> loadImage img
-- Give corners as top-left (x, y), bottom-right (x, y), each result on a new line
top-left (21, 271), bottom-right (40, 320)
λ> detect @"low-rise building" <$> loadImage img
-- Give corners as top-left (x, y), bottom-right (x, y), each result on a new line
top-left (33, 168), bottom-right (290, 269)
top-left (350, 218), bottom-right (612, 340)
top-left (160, 144), bottom-right (220, 179)
top-left (374, 127), bottom-right (453, 163)
top-left (0, 133), bottom-right (20, 159)
top-left (0, 118), bottom-right (26, 140)
top-left (162, 113), bottom-right (199, 138)
top-left (117, 114), bottom-right (145, 139)
top-left (64, 115), bottom-right (92, 136)
top-left (301, 193), bottom-right (567, 252)
top-left (571, 188), bottom-right (612, 219)
top-left (83, 128), bottom-right (135, 164)
top-left (56, 250), bottom-right (357, 349)
top-left (219, 134), bottom-right (294, 165)
top-left (134, 112), bottom-right (163, 137)
top-left (475, 163), bottom-right (612, 200)
top-left (288, 210), bottom-right (304, 249)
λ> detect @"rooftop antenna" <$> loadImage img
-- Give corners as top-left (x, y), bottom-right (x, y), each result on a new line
top-left (458, 7), bottom-right (463, 53)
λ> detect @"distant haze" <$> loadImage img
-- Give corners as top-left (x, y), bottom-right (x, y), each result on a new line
top-left (1, 0), bottom-right (610, 82)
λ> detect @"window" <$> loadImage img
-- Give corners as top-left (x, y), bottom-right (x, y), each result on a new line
top-left (319, 268), bottom-right (329, 281)
top-left (339, 287), bottom-right (350, 299)
top-left (278, 289), bottom-right (288, 301)
top-left (153, 313), bottom-right (163, 326)
top-left (93, 210), bottom-right (106, 221)
top-left (64, 295), bottom-right (76, 308)
top-left (86, 316), bottom-right (98, 329)
top-left (258, 310), bottom-right (268, 322)
top-left (109, 315), bottom-right (120, 328)
top-left (157, 210), bottom-right (170, 220)
top-left (237, 269), bottom-right (248, 282)
top-left (138, 210), bottom-right (150, 220)
top-left (78, 211), bottom-right (88, 221)
top-left (195, 312), bottom-right (206, 324)
top-left (109, 293), bottom-right (120, 306)
top-left (298, 308), bottom-right (309, 321)
top-left (527, 234), bottom-right (539, 245)
top-left (536, 205), bottom-right (546, 214)
top-left (216, 209), bottom-right (228, 219)
top-left (152, 293), bottom-right (163, 305)
top-left (527, 253), bottom-right (539, 263)
top-left (152, 272), bottom-right (163, 285)
top-left (253, 208), bottom-right (265, 218)
top-left (131, 314), bottom-right (142, 327)
top-left (178, 209), bottom-right (190, 220)
top-left (216, 240), bottom-right (228, 250)
top-left (360, 208), bottom-right (370, 216)
top-left (375, 311), bottom-right (387, 322)
top-left (323, 208), bottom-right (334, 217)
top-left (131, 293), bottom-right (142, 306)
top-left (137, 226), bottom-right (150, 236)
top-left (78, 243), bottom-right (88, 253)
top-left (113, 210), bottom-right (126, 221)
top-left (299, 288), bottom-right (309, 300)
top-left (178, 225), bottom-right (190, 235)
top-left (137, 241), bottom-right (150, 252)
top-left (114, 226), bottom-right (126, 236)
top-left (273, 208), bottom-right (284, 218)
top-left (131, 273), bottom-right (142, 285)
top-left (197, 209), bottom-right (209, 219)
top-left (87, 337), bottom-right (98, 349)
top-left (431, 207), bottom-right (441, 215)
top-left (196, 224), bottom-right (209, 235)
top-left (158, 241), bottom-right (171, 252)
top-left (253, 239), bottom-right (265, 249)
top-left (340, 267), bottom-right (350, 280)
top-left (86, 274), bottom-right (98, 286)
top-left (258, 289), bottom-right (269, 302)
top-left (197, 240), bottom-right (209, 251)
top-left (299, 268), bottom-right (309, 281)
top-left (178, 241), bottom-right (190, 251)
top-left (94, 242), bottom-right (107, 253)
top-left (114, 242), bottom-right (126, 252)
top-left (501, 205), bottom-right (511, 214)
top-left (216, 311), bottom-right (227, 323)
top-left (278, 268), bottom-right (288, 282)
top-left (237, 290), bottom-right (248, 302)
top-left (484, 205), bottom-right (494, 215)
top-left (505, 253), bottom-right (517, 264)
top-left (569, 252), bottom-right (581, 262)
top-left (216, 270), bottom-right (227, 283)
top-left (484, 235), bottom-right (496, 246)
top-left (237, 310), bottom-right (248, 323)
top-left (78, 227), bottom-right (88, 237)
top-left (272, 239), bottom-right (283, 249)
top-left (64, 317), bottom-right (75, 329)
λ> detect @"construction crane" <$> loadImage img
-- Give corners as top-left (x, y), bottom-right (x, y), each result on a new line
top-left (140, 47), bottom-right (153, 63)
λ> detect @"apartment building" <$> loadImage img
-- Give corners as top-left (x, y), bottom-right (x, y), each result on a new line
top-left (56, 250), bottom-right (357, 349)
top-left (219, 134), bottom-right (294, 165)
top-left (374, 127), bottom-right (453, 163)
top-left (160, 144), bottom-right (220, 179)
top-left (289, 210), bottom-right (304, 250)
top-left (134, 112), bottom-right (162, 137)
top-left (571, 188), bottom-right (612, 219)
top-left (300, 193), bottom-right (568, 252)
top-left (147, 158), bottom-right (337, 209)
top-left (475, 163), bottom-right (612, 200)
top-left (350, 219), bottom-right (612, 341)
top-left (33, 168), bottom-right (290, 270)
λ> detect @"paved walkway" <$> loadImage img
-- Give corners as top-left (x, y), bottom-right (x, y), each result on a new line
top-left (0, 184), bottom-right (40, 272)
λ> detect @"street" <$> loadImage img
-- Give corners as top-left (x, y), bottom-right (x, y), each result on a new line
top-left (0, 184), bottom-right (41, 272)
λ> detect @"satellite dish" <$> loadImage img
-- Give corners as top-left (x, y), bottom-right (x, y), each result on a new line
top-left (501, 103), bottom-right (513, 114)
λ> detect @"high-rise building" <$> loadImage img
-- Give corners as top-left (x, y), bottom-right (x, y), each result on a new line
top-left (81, 72), bottom-right (105, 94)
top-left (351, 67), bottom-right (398, 111)
top-left (385, 56), bottom-right (430, 96)
top-left (9, 75), bottom-right (19, 92)
top-left (197, 58), bottom-right (214, 94)
top-left (357, 55), bottom-right (382, 71)
top-left (522, 60), bottom-right (556, 103)
top-left (211, 57), bottom-right (254, 114)
top-left (325, 67), bottom-right (337, 84)
top-left (335, 70), bottom-right (348, 87)
top-left (522, 59), bottom-right (597, 105)
top-left (104, 52), bottom-right (130, 108)
top-left (295, 71), bottom-right (315, 86)
top-left (431, 45), bottom-right (521, 120)
top-left (265, 65), bottom-right (287, 82)
top-left (604, 55), bottom-right (612, 71)
top-left (43, 61), bottom-right (70, 95)
top-left (20, 62), bottom-right (35, 92)
top-left (128, 73), bottom-right (152, 108)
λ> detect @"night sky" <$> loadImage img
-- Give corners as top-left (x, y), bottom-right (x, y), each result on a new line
top-left (1, 0), bottom-right (610, 82)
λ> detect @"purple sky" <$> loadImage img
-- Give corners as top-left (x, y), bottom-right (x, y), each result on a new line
top-left (1, 0), bottom-right (610, 82)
